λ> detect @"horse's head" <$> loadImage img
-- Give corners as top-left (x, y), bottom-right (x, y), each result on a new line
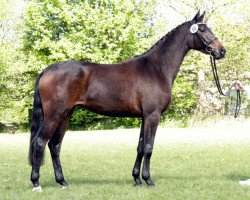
top-left (188, 11), bottom-right (226, 60)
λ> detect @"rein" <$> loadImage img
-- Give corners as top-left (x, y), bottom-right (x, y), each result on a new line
top-left (210, 55), bottom-right (241, 118)
top-left (190, 23), bottom-right (241, 118)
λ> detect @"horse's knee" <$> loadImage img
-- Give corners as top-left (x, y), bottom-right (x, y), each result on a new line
top-left (48, 142), bottom-right (61, 157)
top-left (137, 145), bottom-right (143, 155)
top-left (144, 143), bottom-right (153, 158)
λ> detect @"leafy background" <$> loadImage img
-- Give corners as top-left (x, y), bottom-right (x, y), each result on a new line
top-left (0, 0), bottom-right (249, 132)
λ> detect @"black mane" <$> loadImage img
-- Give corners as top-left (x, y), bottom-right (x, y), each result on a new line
top-left (133, 22), bottom-right (188, 59)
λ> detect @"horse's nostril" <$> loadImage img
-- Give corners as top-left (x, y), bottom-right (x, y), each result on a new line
top-left (220, 48), bottom-right (226, 56)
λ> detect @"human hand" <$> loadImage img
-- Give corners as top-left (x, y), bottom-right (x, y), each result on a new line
top-left (235, 82), bottom-right (244, 91)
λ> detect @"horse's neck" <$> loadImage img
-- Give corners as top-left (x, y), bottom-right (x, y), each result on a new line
top-left (148, 25), bottom-right (190, 84)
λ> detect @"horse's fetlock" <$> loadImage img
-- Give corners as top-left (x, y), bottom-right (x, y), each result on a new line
top-left (56, 177), bottom-right (65, 183)
top-left (142, 171), bottom-right (150, 181)
top-left (31, 171), bottom-right (39, 182)
top-left (132, 168), bottom-right (140, 177)
top-left (54, 170), bottom-right (64, 181)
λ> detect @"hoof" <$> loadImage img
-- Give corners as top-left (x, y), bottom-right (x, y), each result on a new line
top-left (133, 177), bottom-right (142, 186)
top-left (32, 186), bottom-right (43, 192)
top-left (61, 185), bottom-right (70, 189)
top-left (58, 180), bottom-right (69, 189)
top-left (144, 177), bottom-right (155, 187)
top-left (133, 182), bottom-right (143, 187)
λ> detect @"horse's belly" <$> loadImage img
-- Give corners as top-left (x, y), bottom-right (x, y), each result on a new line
top-left (77, 80), bottom-right (141, 117)
top-left (80, 102), bottom-right (142, 117)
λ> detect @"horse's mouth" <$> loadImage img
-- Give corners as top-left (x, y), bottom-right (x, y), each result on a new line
top-left (211, 47), bottom-right (226, 60)
top-left (212, 51), bottom-right (225, 60)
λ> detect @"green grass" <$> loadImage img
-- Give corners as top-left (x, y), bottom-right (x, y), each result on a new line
top-left (1, 134), bottom-right (250, 200)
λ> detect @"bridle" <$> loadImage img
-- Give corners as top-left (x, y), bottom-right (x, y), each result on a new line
top-left (190, 23), bottom-right (241, 118)
top-left (190, 22), bottom-right (218, 54)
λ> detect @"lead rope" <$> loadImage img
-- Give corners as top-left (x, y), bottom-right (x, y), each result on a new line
top-left (235, 88), bottom-right (241, 118)
top-left (210, 55), bottom-right (241, 118)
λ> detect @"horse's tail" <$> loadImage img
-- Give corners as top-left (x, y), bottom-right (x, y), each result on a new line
top-left (29, 72), bottom-right (45, 166)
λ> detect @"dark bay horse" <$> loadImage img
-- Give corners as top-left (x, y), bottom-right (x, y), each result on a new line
top-left (29, 11), bottom-right (226, 191)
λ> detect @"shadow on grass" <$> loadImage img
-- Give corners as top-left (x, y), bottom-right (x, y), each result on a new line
top-left (71, 177), bottom-right (131, 186)
top-left (43, 177), bottom-right (132, 188)
top-left (154, 175), bottom-right (205, 181)
top-left (41, 172), bottom-right (248, 189)
top-left (226, 172), bottom-right (250, 181)
top-left (154, 174), bottom-right (243, 182)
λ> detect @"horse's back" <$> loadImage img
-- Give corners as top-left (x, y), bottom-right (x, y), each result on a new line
top-left (38, 60), bottom-right (143, 117)
top-left (38, 59), bottom-right (170, 118)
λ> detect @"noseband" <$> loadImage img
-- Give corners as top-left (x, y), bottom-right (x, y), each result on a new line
top-left (190, 23), bottom-right (241, 118)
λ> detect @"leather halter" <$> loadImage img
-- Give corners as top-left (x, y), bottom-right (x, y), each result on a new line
top-left (190, 23), bottom-right (218, 53)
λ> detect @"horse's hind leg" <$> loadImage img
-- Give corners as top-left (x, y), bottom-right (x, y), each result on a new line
top-left (31, 120), bottom-right (59, 191)
top-left (48, 116), bottom-right (70, 188)
top-left (30, 135), bottom-right (47, 191)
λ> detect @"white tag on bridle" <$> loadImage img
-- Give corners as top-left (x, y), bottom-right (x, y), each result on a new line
top-left (190, 24), bottom-right (199, 33)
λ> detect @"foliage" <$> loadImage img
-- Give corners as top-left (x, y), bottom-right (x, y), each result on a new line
top-left (158, 0), bottom-right (250, 121)
top-left (0, 0), bottom-right (29, 128)
top-left (0, 0), bottom-right (157, 130)
top-left (0, 0), bottom-right (249, 131)
top-left (163, 54), bottom-right (200, 122)
top-left (23, 0), bottom-right (156, 64)
top-left (70, 108), bottom-right (141, 130)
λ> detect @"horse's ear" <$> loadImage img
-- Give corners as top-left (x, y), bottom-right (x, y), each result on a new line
top-left (192, 10), bottom-right (200, 23)
top-left (199, 11), bottom-right (206, 22)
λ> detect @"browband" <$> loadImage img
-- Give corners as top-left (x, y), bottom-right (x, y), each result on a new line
top-left (190, 23), bottom-right (206, 34)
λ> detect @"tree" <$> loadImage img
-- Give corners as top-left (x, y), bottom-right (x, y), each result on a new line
top-left (158, 0), bottom-right (250, 120)
top-left (0, 0), bottom-right (27, 130)
top-left (1, 0), bottom-right (249, 131)
top-left (22, 0), bottom-right (157, 129)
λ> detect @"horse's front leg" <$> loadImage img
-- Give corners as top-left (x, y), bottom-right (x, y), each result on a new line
top-left (132, 118), bottom-right (144, 186)
top-left (141, 112), bottom-right (160, 186)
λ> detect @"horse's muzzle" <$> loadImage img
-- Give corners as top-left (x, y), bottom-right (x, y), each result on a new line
top-left (212, 46), bottom-right (226, 60)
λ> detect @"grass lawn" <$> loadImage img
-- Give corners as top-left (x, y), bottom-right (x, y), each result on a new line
top-left (0, 130), bottom-right (250, 200)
